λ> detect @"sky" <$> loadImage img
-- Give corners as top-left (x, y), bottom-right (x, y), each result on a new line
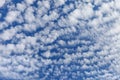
top-left (0, 0), bottom-right (120, 80)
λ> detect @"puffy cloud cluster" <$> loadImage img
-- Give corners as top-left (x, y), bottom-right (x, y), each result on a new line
top-left (0, 0), bottom-right (120, 80)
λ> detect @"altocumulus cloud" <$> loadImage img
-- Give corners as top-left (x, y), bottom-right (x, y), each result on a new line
top-left (0, 0), bottom-right (119, 80)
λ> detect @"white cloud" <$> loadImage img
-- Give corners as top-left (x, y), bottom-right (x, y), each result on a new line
top-left (24, 7), bottom-right (35, 23)
top-left (15, 43), bottom-right (25, 53)
top-left (42, 50), bottom-right (51, 58)
top-left (54, 0), bottom-right (65, 7)
top-left (5, 11), bottom-right (20, 23)
top-left (0, 28), bottom-right (16, 40)
top-left (42, 1), bottom-right (50, 9)
top-left (25, 0), bottom-right (35, 5)
top-left (16, 2), bottom-right (26, 12)
top-left (0, 0), bottom-right (120, 80)
top-left (0, 0), bottom-right (5, 7)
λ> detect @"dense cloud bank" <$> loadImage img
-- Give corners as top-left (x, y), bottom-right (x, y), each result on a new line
top-left (0, 0), bottom-right (120, 80)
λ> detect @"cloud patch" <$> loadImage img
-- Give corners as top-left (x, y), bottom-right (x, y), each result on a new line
top-left (0, 0), bottom-right (119, 80)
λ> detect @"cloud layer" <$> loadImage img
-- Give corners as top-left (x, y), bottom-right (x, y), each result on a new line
top-left (0, 0), bottom-right (120, 80)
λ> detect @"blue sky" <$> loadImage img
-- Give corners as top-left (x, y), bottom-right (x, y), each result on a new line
top-left (0, 0), bottom-right (120, 80)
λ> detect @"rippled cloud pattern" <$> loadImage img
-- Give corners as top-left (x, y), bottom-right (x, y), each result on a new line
top-left (0, 0), bottom-right (120, 80)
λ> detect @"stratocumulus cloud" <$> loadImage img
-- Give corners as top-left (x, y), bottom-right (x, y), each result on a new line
top-left (0, 0), bottom-right (120, 80)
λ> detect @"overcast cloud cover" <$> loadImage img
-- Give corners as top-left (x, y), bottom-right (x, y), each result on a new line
top-left (0, 0), bottom-right (120, 80)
